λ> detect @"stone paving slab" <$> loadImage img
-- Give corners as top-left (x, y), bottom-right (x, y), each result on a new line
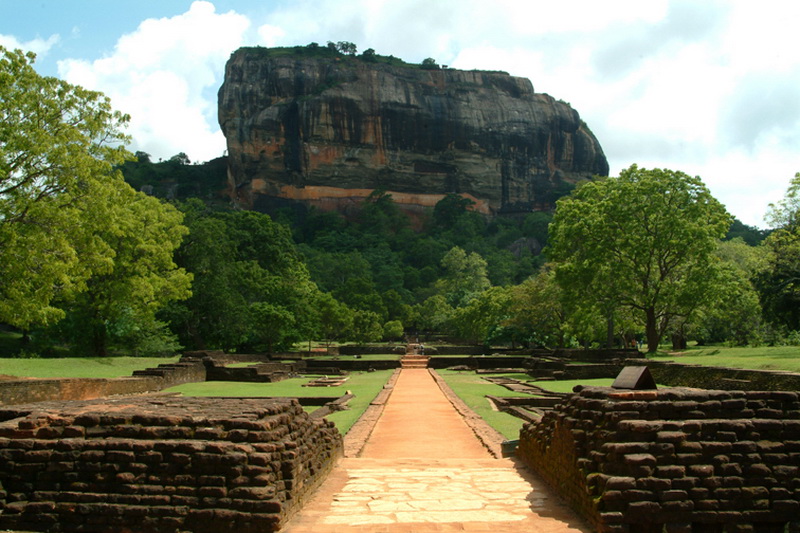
top-left (279, 369), bottom-right (589, 532)
top-left (282, 458), bottom-right (588, 532)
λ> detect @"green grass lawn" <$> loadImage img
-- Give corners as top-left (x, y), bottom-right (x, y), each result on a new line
top-left (532, 378), bottom-right (615, 393)
top-left (651, 345), bottom-right (800, 373)
top-left (0, 356), bottom-right (181, 378)
top-left (437, 371), bottom-right (619, 440)
top-left (167, 370), bottom-right (394, 435)
top-left (436, 370), bottom-right (536, 440)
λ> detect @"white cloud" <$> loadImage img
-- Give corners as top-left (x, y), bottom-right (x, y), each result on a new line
top-left (0, 33), bottom-right (59, 57)
top-left (12, 0), bottom-right (793, 226)
top-left (248, 0), bottom-right (800, 226)
top-left (257, 24), bottom-right (286, 47)
top-left (57, 1), bottom-right (249, 163)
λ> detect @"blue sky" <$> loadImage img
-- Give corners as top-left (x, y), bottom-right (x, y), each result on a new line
top-left (2, 0), bottom-right (800, 227)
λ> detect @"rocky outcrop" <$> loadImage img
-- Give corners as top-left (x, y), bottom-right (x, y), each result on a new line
top-left (218, 47), bottom-right (608, 217)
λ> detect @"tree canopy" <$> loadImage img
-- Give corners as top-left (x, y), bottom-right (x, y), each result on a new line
top-left (547, 165), bottom-right (732, 352)
top-left (53, 189), bottom-right (192, 356)
top-left (163, 201), bottom-right (320, 353)
top-left (757, 173), bottom-right (800, 331)
top-left (0, 47), bottom-right (133, 328)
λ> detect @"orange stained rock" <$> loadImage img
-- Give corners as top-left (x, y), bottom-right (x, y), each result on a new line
top-left (272, 184), bottom-right (492, 215)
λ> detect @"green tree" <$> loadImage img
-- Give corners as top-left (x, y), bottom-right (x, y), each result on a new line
top-left (548, 165), bottom-right (732, 352)
top-left (165, 203), bottom-right (318, 352)
top-left (449, 286), bottom-right (512, 345)
top-left (434, 246), bottom-right (491, 308)
top-left (382, 319), bottom-right (404, 341)
top-left (361, 48), bottom-right (377, 62)
top-left (334, 41), bottom-right (357, 55)
top-left (421, 57), bottom-right (439, 69)
top-left (521, 211), bottom-right (552, 245)
top-left (757, 173), bottom-right (800, 330)
top-left (432, 193), bottom-right (475, 228)
top-left (348, 309), bottom-right (383, 343)
top-left (159, 203), bottom-right (247, 349)
top-left (686, 260), bottom-right (762, 346)
top-left (414, 294), bottom-right (453, 334)
top-left (55, 190), bottom-right (192, 356)
top-left (757, 227), bottom-right (800, 330)
top-left (0, 47), bottom-right (132, 328)
top-left (504, 269), bottom-right (566, 348)
top-left (315, 292), bottom-right (353, 349)
top-left (726, 218), bottom-right (769, 246)
top-left (765, 172), bottom-right (800, 229)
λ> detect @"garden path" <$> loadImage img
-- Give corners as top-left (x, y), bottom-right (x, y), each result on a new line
top-left (279, 368), bottom-right (589, 532)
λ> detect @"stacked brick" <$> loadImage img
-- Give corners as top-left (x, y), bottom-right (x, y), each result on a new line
top-left (518, 387), bottom-right (800, 532)
top-left (0, 396), bottom-right (342, 532)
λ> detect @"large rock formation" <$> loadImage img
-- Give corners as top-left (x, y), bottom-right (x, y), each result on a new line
top-left (218, 46), bottom-right (608, 217)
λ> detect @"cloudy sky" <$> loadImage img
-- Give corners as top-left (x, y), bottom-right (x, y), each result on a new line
top-left (2, 0), bottom-right (799, 227)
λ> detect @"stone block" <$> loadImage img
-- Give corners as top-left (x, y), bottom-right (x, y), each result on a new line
top-left (656, 465), bottom-right (686, 479)
top-left (606, 477), bottom-right (637, 490)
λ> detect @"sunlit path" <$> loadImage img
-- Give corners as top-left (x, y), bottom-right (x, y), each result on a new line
top-left (280, 368), bottom-right (589, 532)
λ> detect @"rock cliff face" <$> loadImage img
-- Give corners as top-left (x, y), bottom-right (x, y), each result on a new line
top-left (218, 47), bottom-right (608, 217)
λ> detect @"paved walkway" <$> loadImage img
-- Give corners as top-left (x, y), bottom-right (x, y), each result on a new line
top-left (280, 368), bottom-right (589, 532)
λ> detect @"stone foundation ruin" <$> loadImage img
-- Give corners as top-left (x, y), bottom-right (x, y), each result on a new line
top-left (6, 348), bottom-right (800, 532)
top-left (0, 396), bottom-right (342, 532)
top-left (518, 386), bottom-right (800, 532)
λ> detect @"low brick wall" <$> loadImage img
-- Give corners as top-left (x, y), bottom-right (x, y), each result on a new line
top-left (0, 361), bottom-right (206, 406)
top-left (428, 356), bottom-right (534, 369)
top-left (182, 351), bottom-right (272, 365)
top-left (638, 359), bottom-right (800, 391)
top-left (0, 396), bottom-right (342, 532)
top-left (554, 348), bottom-right (639, 361)
top-left (304, 359), bottom-right (399, 371)
top-left (338, 345), bottom-right (406, 355)
top-left (560, 363), bottom-right (625, 380)
top-left (518, 387), bottom-right (800, 532)
top-left (205, 361), bottom-right (306, 382)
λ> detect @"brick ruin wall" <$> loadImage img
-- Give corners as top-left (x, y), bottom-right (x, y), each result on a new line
top-left (0, 360), bottom-right (206, 406)
top-left (0, 396), bottom-right (342, 532)
top-left (642, 359), bottom-right (800, 391)
top-left (518, 387), bottom-right (800, 533)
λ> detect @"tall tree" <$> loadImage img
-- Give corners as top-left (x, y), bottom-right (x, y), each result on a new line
top-left (758, 173), bottom-right (800, 330)
top-left (165, 203), bottom-right (319, 353)
top-left (449, 286), bottom-right (512, 345)
top-left (548, 165), bottom-right (732, 352)
top-left (0, 47), bottom-right (132, 328)
top-left (434, 246), bottom-right (491, 308)
top-left (315, 292), bottom-right (353, 349)
top-left (504, 269), bottom-right (566, 348)
top-left (56, 189), bottom-right (192, 356)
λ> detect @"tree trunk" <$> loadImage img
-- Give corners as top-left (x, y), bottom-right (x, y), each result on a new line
top-left (606, 315), bottom-right (615, 349)
top-left (92, 326), bottom-right (108, 357)
top-left (671, 333), bottom-right (687, 350)
top-left (189, 324), bottom-right (205, 350)
top-left (645, 307), bottom-right (660, 353)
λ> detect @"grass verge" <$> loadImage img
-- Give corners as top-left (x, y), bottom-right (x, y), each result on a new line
top-left (650, 345), bottom-right (800, 373)
top-left (0, 356), bottom-right (181, 379)
top-left (436, 370), bottom-right (534, 440)
top-left (532, 378), bottom-right (615, 394)
top-left (167, 370), bottom-right (394, 435)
